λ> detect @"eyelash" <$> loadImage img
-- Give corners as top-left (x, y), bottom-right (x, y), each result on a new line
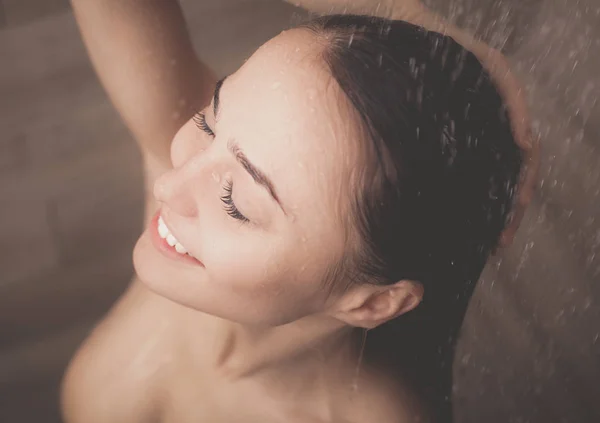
top-left (192, 112), bottom-right (249, 224)
top-left (193, 112), bottom-right (250, 223)
top-left (220, 179), bottom-right (250, 224)
top-left (193, 112), bottom-right (215, 137)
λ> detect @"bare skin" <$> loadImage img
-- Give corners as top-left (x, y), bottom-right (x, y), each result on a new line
top-left (61, 1), bottom-right (537, 423)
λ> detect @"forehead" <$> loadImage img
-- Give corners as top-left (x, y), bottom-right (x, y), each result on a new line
top-left (220, 29), bottom-right (363, 228)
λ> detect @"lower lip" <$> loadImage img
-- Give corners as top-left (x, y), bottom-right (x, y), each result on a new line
top-left (150, 211), bottom-right (205, 267)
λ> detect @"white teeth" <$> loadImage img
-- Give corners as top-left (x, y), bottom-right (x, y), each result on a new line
top-left (158, 215), bottom-right (192, 257)
top-left (158, 218), bottom-right (169, 239)
top-left (166, 233), bottom-right (177, 247)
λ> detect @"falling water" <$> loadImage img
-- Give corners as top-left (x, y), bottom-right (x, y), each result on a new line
top-left (417, 0), bottom-right (600, 422)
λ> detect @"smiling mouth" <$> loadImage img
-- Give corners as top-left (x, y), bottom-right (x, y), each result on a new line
top-left (152, 213), bottom-right (204, 266)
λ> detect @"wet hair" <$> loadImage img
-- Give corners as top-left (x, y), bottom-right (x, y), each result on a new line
top-left (302, 15), bottom-right (522, 422)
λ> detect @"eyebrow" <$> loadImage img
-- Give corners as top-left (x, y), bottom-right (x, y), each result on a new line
top-left (227, 138), bottom-right (287, 216)
top-left (212, 77), bottom-right (287, 216)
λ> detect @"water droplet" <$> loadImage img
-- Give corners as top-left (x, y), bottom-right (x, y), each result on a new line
top-left (409, 57), bottom-right (417, 78)
top-left (416, 85), bottom-right (424, 108)
top-left (460, 353), bottom-right (471, 365)
top-left (271, 81), bottom-right (281, 90)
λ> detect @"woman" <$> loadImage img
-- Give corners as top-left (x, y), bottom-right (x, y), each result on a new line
top-left (62, 1), bottom-right (538, 422)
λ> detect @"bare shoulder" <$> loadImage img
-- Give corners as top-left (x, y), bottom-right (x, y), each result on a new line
top-left (61, 281), bottom-right (176, 423)
top-left (338, 367), bottom-right (431, 423)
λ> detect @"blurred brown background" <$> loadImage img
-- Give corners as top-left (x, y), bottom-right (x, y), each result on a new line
top-left (0, 0), bottom-right (598, 422)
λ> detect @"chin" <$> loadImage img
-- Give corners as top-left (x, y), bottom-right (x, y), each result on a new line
top-left (132, 230), bottom-right (192, 306)
top-left (133, 231), bottom-right (168, 294)
top-left (132, 230), bottom-right (226, 317)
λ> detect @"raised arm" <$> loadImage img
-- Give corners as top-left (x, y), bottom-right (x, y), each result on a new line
top-left (70, 0), bottom-right (217, 165)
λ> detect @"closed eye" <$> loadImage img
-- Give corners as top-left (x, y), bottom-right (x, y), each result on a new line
top-left (221, 178), bottom-right (250, 224)
top-left (191, 112), bottom-right (249, 224)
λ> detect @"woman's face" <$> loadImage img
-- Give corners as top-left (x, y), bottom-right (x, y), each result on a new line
top-left (133, 29), bottom-right (363, 326)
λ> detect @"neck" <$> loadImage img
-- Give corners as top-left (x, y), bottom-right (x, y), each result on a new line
top-left (205, 313), bottom-right (363, 383)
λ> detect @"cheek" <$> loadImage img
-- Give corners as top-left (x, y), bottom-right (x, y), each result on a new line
top-left (203, 231), bottom-right (279, 288)
top-left (201, 232), bottom-right (293, 295)
top-left (218, 236), bottom-right (326, 302)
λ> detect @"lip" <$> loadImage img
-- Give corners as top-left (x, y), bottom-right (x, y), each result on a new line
top-left (150, 210), bottom-right (204, 267)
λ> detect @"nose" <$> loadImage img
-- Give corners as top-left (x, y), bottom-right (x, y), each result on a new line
top-left (154, 152), bottom-right (211, 218)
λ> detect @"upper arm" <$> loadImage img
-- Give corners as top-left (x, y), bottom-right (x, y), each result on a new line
top-left (71, 0), bottom-right (217, 166)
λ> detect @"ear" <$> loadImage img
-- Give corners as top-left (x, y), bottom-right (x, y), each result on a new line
top-left (331, 280), bottom-right (424, 329)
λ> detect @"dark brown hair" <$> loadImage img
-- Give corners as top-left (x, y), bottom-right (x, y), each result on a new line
top-left (302, 15), bottom-right (522, 422)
